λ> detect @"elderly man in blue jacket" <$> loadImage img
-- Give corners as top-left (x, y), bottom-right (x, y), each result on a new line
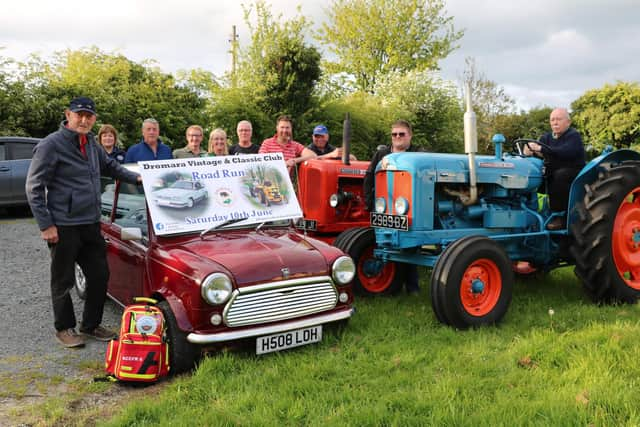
top-left (26, 97), bottom-right (141, 348)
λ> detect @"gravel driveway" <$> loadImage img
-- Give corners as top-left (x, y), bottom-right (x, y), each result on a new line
top-left (0, 211), bottom-right (124, 422)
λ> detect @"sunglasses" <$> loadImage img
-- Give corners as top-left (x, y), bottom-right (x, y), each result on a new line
top-left (391, 132), bottom-right (406, 138)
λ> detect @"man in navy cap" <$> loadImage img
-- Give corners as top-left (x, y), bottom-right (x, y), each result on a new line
top-left (307, 124), bottom-right (356, 160)
top-left (26, 96), bottom-right (141, 348)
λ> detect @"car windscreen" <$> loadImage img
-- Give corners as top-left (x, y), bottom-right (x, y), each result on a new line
top-left (171, 181), bottom-right (194, 190)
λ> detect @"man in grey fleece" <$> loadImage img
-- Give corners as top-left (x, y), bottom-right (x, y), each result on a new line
top-left (26, 97), bottom-right (141, 348)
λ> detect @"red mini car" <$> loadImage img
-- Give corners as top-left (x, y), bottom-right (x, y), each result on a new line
top-left (76, 167), bottom-right (355, 374)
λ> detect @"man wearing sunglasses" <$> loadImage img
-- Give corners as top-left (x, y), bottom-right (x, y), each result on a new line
top-left (363, 119), bottom-right (421, 294)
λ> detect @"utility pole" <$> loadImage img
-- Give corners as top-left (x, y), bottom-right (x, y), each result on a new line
top-left (229, 25), bottom-right (239, 87)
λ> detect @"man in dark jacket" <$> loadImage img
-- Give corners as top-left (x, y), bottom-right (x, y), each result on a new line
top-left (363, 119), bottom-right (421, 294)
top-left (26, 97), bottom-right (141, 348)
top-left (524, 108), bottom-right (585, 230)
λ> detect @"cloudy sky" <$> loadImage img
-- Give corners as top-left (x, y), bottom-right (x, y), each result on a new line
top-left (1, 0), bottom-right (638, 110)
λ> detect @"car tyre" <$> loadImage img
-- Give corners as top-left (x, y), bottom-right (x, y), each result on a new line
top-left (74, 263), bottom-right (87, 300)
top-left (158, 301), bottom-right (199, 375)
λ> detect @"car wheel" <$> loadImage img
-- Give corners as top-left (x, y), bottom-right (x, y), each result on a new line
top-left (158, 301), bottom-right (199, 375)
top-left (74, 263), bottom-right (87, 300)
top-left (187, 198), bottom-right (194, 208)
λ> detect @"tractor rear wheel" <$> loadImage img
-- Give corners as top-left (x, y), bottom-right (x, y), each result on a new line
top-left (570, 160), bottom-right (640, 303)
top-left (431, 236), bottom-right (513, 329)
top-left (334, 227), bottom-right (403, 296)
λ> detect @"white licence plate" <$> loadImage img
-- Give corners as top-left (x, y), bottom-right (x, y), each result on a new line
top-left (256, 325), bottom-right (323, 355)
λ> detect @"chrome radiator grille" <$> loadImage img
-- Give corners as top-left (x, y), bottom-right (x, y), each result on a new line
top-left (223, 276), bottom-right (338, 327)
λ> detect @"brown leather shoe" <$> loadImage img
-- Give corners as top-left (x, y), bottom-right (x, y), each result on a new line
top-left (81, 325), bottom-right (117, 341)
top-left (55, 328), bottom-right (85, 348)
top-left (546, 217), bottom-right (565, 230)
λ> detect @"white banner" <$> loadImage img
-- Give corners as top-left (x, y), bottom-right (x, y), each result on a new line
top-left (138, 153), bottom-right (302, 236)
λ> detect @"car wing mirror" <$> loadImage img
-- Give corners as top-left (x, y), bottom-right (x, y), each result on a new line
top-left (121, 227), bottom-right (143, 241)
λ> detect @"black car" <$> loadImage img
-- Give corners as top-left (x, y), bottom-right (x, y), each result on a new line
top-left (0, 137), bottom-right (40, 208)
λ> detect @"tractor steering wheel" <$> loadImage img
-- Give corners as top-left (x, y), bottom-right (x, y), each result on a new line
top-left (512, 139), bottom-right (552, 157)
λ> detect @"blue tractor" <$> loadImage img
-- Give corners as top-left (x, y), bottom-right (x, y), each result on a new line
top-left (335, 90), bottom-right (640, 328)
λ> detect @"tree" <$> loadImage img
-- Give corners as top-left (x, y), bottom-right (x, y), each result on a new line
top-left (318, 0), bottom-right (463, 93)
top-left (462, 57), bottom-right (516, 152)
top-left (233, 0), bottom-right (321, 127)
top-left (0, 48), bottom-right (209, 147)
top-left (571, 81), bottom-right (640, 151)
top-left (375, 71), bottom-right (463, 153)
top-left (492, 107), bottom-right (552, 146)
top-left (310, 92), bottom-right (395, 160)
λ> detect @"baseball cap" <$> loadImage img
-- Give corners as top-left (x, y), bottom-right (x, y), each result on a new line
top-left (313, 124), bottom-right (328, 135)
top-left (69, 97), bottom-right (96, 115)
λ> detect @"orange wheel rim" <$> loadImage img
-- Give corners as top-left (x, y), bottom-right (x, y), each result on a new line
top-left (357, 245), bottom-right (396, 293)
top-left (612, 187), bottom-right (640, 290)
top-left (459, 258), bottom-right (502, 316)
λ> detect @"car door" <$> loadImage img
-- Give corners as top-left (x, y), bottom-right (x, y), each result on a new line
top-left (0, 143), bottom-right (8, 204)
top-left (7, 141), bottom-right (36, 205)
top-left (102, 180), bottom-right (148, 305)
top-left (0, 139), bottom-right (37, 207)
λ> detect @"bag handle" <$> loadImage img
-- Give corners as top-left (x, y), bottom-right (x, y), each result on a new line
top-left (133, 296), bottom-right (158, 305)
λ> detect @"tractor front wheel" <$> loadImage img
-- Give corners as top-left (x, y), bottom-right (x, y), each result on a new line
top-left (431, 236), bottom-right (513, 329)
top-left (571, 160), bottom-right (640, 303)
top-left (334, 227), bottom-right (403, 296)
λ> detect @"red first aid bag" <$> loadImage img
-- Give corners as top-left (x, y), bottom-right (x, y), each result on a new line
top-left (105, 297), bottom-right (170, 382)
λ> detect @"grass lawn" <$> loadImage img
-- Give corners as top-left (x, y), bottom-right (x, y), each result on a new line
top-left (104, 267), bottom-right (640, 426)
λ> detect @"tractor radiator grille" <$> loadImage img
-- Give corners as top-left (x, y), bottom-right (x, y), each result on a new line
top-left (223, 278), bottom-right (338, 327)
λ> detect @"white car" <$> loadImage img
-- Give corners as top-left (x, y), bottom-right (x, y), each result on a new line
top-left (153, 180), bottom-right (208, 208)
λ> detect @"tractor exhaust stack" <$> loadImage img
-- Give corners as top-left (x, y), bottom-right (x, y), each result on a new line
top-left (342, 113), bottom-right (352, 165)
top-left (463, 84), bottom-right (479, 206)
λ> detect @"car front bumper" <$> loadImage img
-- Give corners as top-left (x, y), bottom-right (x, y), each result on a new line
top-left (154, 198), bottom-right (189, 208)
top-left (186, 306), bottom-right (354, 344)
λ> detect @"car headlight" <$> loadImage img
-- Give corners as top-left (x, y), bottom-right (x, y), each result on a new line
top-left (375, 197), bottom-right (386, 213)
top-left (329, 193), bottom-right (340, 208)
top-left (394, 197), bottom-right (409, 215)
top-left (332, 256), bottom-right (355, 285)
top-left (201, 272), bottom-right (233, 305)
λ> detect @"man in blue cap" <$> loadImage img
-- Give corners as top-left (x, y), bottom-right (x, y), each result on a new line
top-left (307, 124), bottom-right (356, 160)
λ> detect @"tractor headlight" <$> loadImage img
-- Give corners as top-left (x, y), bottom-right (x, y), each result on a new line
top-left (375, 197), bottom-right (386, 213)
top-left (394, 197), bottom-right (409, 215)
top-left (329, 193), bottom-right (340, 208)
top-left (332, 256), bottom-right (355, 285)
top-left (381, 158), bottom-right (397, 171)
top-left (201, 272), bottom-right (233, 305)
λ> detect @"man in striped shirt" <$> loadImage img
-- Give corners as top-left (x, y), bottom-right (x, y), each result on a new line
top-left (259, 115), bottom-right (317, 174)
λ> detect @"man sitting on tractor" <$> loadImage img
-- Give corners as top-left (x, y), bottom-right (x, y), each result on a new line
top-left (524, 108), bottom-right (586, 230)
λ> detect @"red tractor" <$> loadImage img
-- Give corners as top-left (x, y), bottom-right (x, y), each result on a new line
top-left (296, 116), bottom-right (402, 295)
